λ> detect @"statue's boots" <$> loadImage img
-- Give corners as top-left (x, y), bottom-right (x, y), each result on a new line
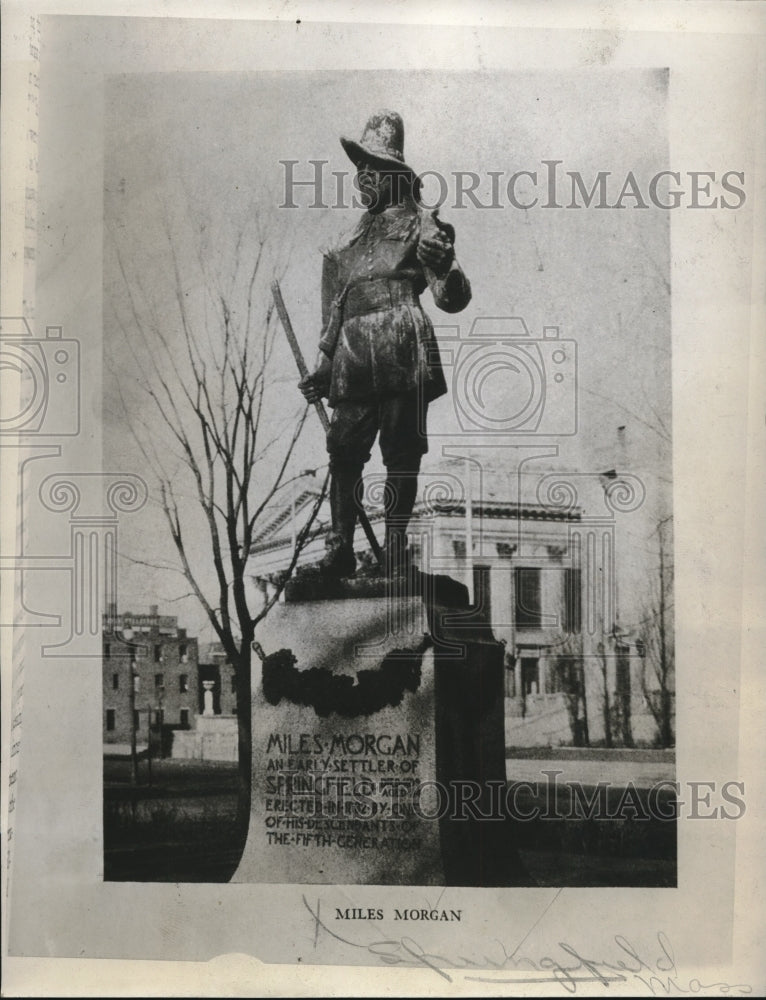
top-left (316, 466), bottom-right (361, 579)
top-left (383, 472), bottom-right (418, 578)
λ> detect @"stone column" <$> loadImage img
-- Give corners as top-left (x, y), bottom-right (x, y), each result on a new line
top-left (202, 680), bottom-right (215, 716)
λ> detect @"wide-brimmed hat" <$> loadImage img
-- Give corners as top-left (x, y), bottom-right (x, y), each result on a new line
top-left (340, 110), bottom-right (416, 175)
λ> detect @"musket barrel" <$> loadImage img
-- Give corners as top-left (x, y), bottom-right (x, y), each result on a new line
top-left (272, 280), bottom-right (330, 433)
top-left (271, 280), bottom-right (383, 566)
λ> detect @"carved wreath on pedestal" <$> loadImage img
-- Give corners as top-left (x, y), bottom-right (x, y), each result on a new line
top-left (260, 635), bottom-right (430, 718)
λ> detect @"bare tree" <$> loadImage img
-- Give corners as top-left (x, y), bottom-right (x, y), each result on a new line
top-left (108, 203), bottom-right (326, 856)
top-left (639, 515), bottom-right (675, 747)
top-left (595, 640), bottom-right (614, 749)
top-left (552, 633), bottom-right (590, 747)
top-left (613, 639), bottom-right (634, 748)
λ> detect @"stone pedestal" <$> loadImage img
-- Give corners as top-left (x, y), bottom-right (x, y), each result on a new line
top-left (232, 572), bottom-right (529, 887)
top-left (232, 591), bottom-right (442, 885)
top-left (171, 714), bottom-right (238, 761)
top-left (202, 680), bottom-right (215, 716)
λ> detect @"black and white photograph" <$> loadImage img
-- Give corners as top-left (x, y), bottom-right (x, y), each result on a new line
top-left (1, 3), bottom-right (764, 995)
top-left (101, 68), bottom-right (676, 890)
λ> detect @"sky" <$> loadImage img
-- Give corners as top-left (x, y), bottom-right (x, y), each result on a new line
top-left (103, 68), bottom-right (672, 644)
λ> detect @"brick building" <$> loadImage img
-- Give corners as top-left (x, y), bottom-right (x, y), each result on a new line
top-left (102, 604), bottom-right (199, 750)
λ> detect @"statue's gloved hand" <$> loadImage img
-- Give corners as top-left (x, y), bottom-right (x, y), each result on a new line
top-left (417, 229), bottom-right (455, 276)
top-left (299, 353), bottom-right (332, 403)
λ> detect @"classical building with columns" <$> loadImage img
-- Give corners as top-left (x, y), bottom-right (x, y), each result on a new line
top-left (249, 468), bottom-right (672, 748)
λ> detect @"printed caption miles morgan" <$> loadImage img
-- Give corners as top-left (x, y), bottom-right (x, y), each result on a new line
top-left (335, 907), bottom-right (462, 922)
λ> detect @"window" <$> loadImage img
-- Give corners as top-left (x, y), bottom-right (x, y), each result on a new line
top-left (515, 567), bottom-right (542, 628)
top-left (112, 673), bottom-right (119, 690)
top-left (179, 673), bottom-right (189, 693)
top-left (154, 673), bottom-right (164, 689)
top-left (180, 708), bottom-right (190, 728)
top-left (563, 567), bottom-right (582, 633)
top-left (133, 710), bottom-right (140, 729)
top-left (452, 539), bottom-right (466, 559)
top-left (154, 644), bottom-right (162, 663)
top-left (179, 643), bottom-right (188, 662)
top-left (521, 657), bottom-right (539, 696)
top-left (554, 655), bottom-right (580, 697)
top-left (104, 643), bottom-right (111, 659)
top-left (105, 709), bottom-right (115, 731)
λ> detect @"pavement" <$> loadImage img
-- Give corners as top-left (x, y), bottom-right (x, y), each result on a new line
top-left (505, 748), bottom-right (675, 788)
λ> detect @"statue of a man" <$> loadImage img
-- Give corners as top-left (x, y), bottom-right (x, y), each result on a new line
top-left (300, 111), bottom-right (472, 578)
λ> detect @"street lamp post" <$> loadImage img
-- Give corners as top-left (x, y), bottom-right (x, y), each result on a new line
top-left (145, 702), bottom-right (153, 786)
top-left (118, 625), bottom-right (141, 786)
top-left (129, 661), bottom-right (139, 786)
top-left (155, 683), bottom-right (164, 765)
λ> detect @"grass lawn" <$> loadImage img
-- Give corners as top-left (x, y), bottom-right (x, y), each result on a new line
top-left (104, 757), bottom-right (675, 886)
top-left (104, 757), bottom-right (241, 882)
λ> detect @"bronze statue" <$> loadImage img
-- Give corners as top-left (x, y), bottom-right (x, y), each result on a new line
top-left (300, 111), bottom-right (472, 578)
